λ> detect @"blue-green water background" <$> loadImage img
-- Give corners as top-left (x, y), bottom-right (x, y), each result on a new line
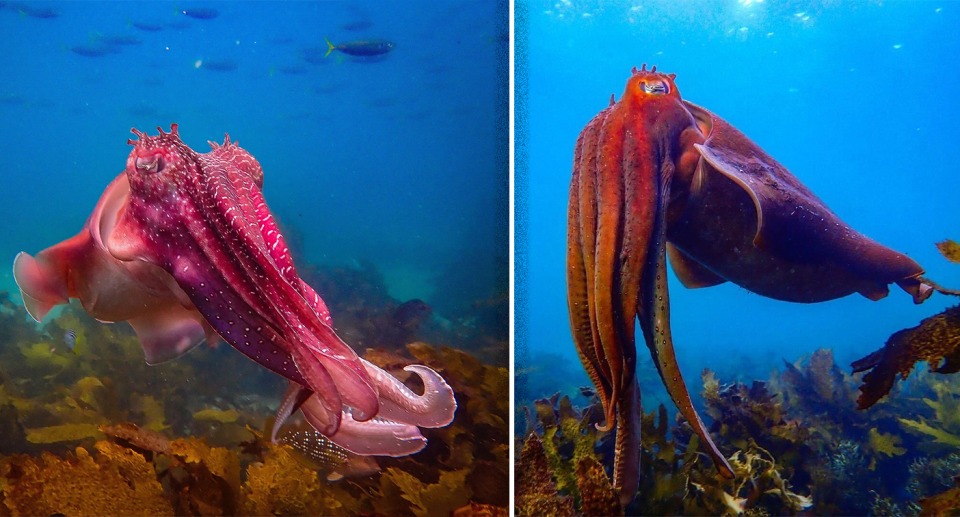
top-left (519, 0), bottom-right (960, 407)
top-left (0, 1), bottom-right (505, 321)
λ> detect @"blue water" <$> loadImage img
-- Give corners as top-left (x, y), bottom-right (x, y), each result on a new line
top-left (520, 1), bottom-right (960, 404)
top-left (0, 1), bottom-right (505, 317)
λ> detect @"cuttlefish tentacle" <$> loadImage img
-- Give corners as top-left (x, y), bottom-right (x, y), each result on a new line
top-left (640, 159), bottom-right (734, 480)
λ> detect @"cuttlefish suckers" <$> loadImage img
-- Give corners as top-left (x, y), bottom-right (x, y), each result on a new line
top-left (325, 38), bottom-right (395, 57)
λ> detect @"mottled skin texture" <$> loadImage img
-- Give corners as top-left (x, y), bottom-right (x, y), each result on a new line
top-left (853, 305), bottom-right (960, 409)
top-left (15, 125), bottom-right (455, 455)
top-left (567, 67), bottom-right (933, 505)
top-left (108, 125), bottom-right (375, 432)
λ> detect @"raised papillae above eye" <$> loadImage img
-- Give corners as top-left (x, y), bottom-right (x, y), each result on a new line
top-left (135, 154), bottom-right (164, 173)
top-left (640, 80), bottom-right (669, 95)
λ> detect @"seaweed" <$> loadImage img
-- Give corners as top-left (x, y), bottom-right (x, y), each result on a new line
top-left (0, 442), bottom-right (173, 516)
top-left (517, 391), bottom-right (814, 516)
top-left (0, 272), bottom-right (506, 517)
top-left (515, 433), bottom-right (576, 517)
top-left (515, 346), bottom-right (960, 516)
top-left (937, 239), bottom-right (960, 264)
top-left (900, 382), bottom-right (960, 449)
top-left (852, 305), bottom-right (960, 410)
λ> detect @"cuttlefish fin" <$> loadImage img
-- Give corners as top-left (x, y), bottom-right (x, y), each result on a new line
top-left (666, 243), bottom-right (727, 289)
top-left (640, 164), bottom-right (734, 480)
top-left (686, 100), bottom-right (928, 302)
top-left (12, 240), bottom-right (79, 321)
top-left (127, 305), bottom-right (208, 364)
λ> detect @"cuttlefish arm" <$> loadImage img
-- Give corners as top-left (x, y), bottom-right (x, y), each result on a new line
top-left (272, 276), bottom-right (456, 449)
top-left (567, 105), bottom-right (617, 431)
top-left (567, 67), bottom-right (733, 506)
top-left (272, 361), bottom-right (456, 457)
top-left (681, 101), bottom-right (931, 304)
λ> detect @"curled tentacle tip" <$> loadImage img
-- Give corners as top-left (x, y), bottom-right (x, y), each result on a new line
top-left (595, 421), bottom-right (614, 432)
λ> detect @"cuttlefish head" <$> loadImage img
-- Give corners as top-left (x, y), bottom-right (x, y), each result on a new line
top-left (627, 65), bottom-right (679, 100)
top-left (123, 124), bottom-right (199, 203)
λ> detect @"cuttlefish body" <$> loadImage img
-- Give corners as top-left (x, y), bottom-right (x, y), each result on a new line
top-left (14, 125), bottom-right (456, 457)
top-left (566, 67), bottom-right (931, 505)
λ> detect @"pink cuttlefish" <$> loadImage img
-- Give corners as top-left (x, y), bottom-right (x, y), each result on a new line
top-left (13, 124), bottom-right (456, 455)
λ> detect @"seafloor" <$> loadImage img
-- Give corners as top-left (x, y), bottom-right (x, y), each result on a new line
top-left (517, 307), bottom-right (960, 516)
top-left (0, 257), bottom-right (508, 516)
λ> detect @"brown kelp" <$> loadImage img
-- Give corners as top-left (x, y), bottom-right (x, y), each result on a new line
top-left (852, 305), bottom-right (960, 410)
top-left (0, 258), bottom-right (507, 516)
top-left (852, 240), bottom-right (960, 409)
top-left (517, 345), bottom-right (960, 516)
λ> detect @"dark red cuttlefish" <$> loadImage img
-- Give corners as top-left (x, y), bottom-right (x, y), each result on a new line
top-left (14, 124), bottom-right (456, 456)
top-left (567, 66), bottom-right (935, 505)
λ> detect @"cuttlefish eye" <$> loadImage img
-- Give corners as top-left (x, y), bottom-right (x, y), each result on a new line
top-left (135, 154), bottom-right (164, 173)
top-left (640, 80), bottom-right (669, 95)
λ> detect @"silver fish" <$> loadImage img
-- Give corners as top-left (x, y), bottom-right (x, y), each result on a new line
top-left (63, 329), bottom-right (77, 352)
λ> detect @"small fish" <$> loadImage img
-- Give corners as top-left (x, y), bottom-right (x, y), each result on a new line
top-left (324, 38), bottom-right (394, 58)
top-left (341, 20), bottom-right (372, 31)
top-left (200, 59), bottom-right (238, 72)
top-left (579, 386), bottom-right (596, 398)
top-left (276, 420), bottom-right (381, 481)
top-left (10, 3), bottom-right (59, 18)
top-left (96, 34), bottom-right (142, 46)
top-left (69, 44), bottom-right (120, 58)
top-left (63, 329), bottom-right (77, 352)
top-left (0, 93), bottom-right (27, 106)
top-left (181, 7), bottom-right (219, 19)
top-left (274, 64), bottom-right (307, 76)
top-left (131, 21), bottom-right (164, 32)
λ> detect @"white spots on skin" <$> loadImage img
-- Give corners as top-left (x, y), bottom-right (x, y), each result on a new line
top-left (128, 127), bottom-right (349, 392)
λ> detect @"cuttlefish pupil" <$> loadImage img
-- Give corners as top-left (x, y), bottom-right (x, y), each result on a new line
top-left (135, 154), bottom-right (163, 173)
top-left (640, 81), bottom-right (668, 94)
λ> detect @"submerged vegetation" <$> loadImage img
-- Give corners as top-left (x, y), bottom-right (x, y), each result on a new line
top-left (518, 348), bottom-right (960, 515)
top-left (0, 257), bottom-right (508, 516)
top-left (517, 238), bottom-right (960, 515)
